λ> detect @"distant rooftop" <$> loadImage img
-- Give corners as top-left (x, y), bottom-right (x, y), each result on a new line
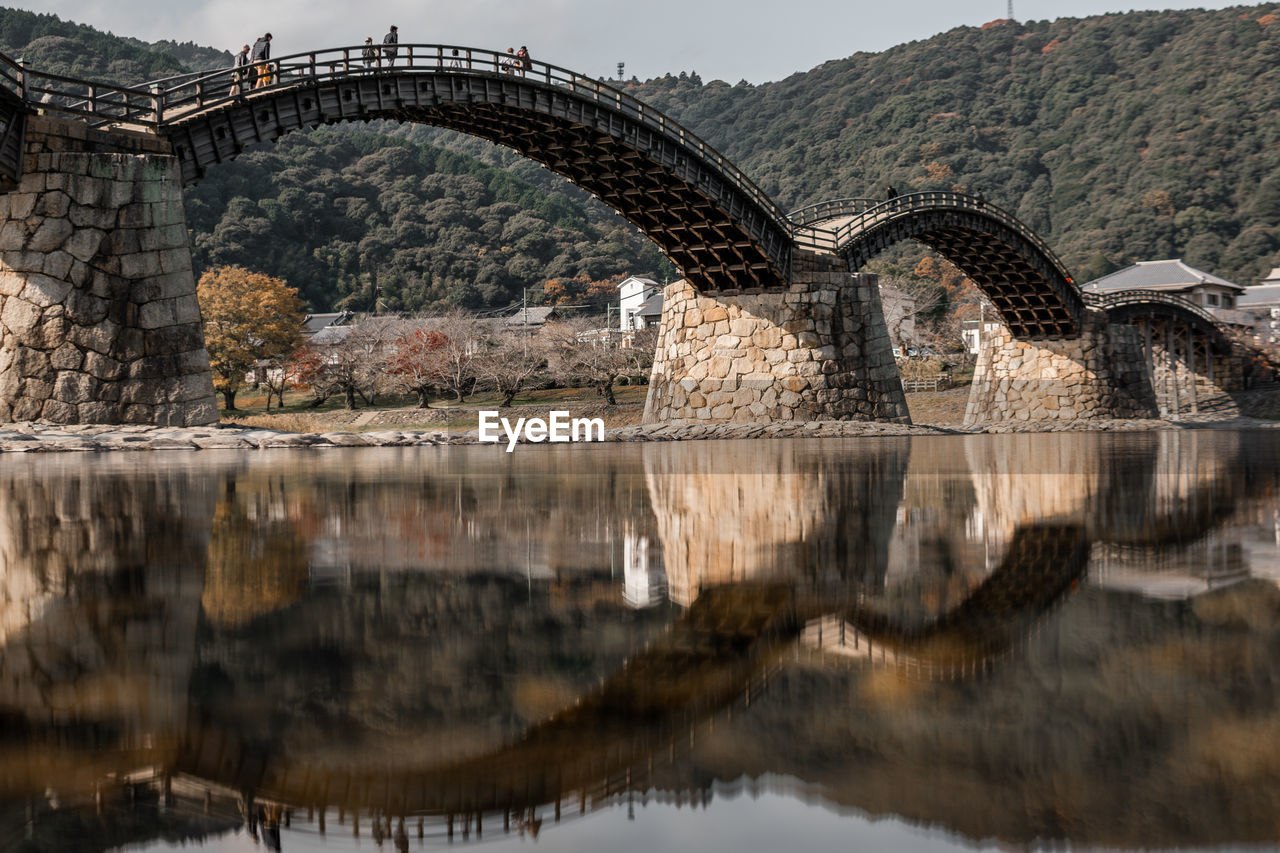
top-left (310, 325), bottom-right (351, 345)
top-left (617, 275), bottom-right (660, 290)
top-left (506, 306), bottom-right (558, 326)
top-left (1239, 283), bottom-right (1280, 308)
top-left (636, 292), bottom-right (664, 317)
top-left (303, 311), bottom-right (352, 334)
top-left (1082, 259), bottom-right (1244, 294)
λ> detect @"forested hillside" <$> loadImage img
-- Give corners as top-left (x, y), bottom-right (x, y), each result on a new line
top-left (0, 7), bottom-right (226, 83)
top-left (4, 4), bottom-right (1280, 312)
top-left (628, 7), bottom-right (1280, 284)
top-left (183, 130), bottom-right (670, 312)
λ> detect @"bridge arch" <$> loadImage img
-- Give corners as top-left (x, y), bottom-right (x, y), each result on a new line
top-left (1084, 290), bottom-right (1241, 416)
top-left (1084, 290), bottom-right (1232, 353)
top-left (149, 46), bottom-right (792, 291)
top-left (792, 193), bottom-right (1084, 339)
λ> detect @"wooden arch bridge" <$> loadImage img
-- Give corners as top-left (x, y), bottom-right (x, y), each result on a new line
top-left (0, 45), bottom-right (1251, 428)
top-left (0, 45), bottom-right (1112, 337)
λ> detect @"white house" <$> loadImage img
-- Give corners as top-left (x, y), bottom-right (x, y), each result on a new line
top-left (622, 521), bottom-right (667, 609)
top-left (618, 275), bottom-right (662, 331)
top-left (961, 318), bottom-right (1005, 357)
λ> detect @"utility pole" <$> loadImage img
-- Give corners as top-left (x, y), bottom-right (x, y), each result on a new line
top-left (978, 300), bottom-right (985, 360)
top-left (617, 61), bottom-right (625, 81)
top-left (1007, 0), bottom-right (1014, 20)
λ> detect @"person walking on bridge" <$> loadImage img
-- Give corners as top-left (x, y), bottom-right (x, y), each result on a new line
top-left (229, 44), bottom-right (250, 97)
top-left (250, 33), bottom-right (272, 88)
top-left (362, 37), bottom-right (378, 70)
top-left (885, 184), bottom-right (898, 200)
top-left (516, 45), bottom-right (532, 76)
top-left (382, 26), bottom-right (399, 67)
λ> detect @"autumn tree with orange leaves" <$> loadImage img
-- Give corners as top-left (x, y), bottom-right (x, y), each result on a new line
top-left (197, 266), bottom-right (305, 411)
top-left (541, 274), bottom-right (624, 308)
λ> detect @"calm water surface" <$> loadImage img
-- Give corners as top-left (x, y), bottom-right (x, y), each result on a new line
top-left (2, 432), bottom-right (1279, 852)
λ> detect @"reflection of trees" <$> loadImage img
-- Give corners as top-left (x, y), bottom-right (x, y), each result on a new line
top-left (268, 447), bottom-right (656, 579)
top-left (201, 475), bottom-right (308, 629)
top-left (178, 584), bottom-right (792, 820)
top-left (191, 569), bottom-right (674, 778)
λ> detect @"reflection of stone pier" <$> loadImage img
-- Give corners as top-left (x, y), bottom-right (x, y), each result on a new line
top-left (642, 440), bottom-right (911, 605)
top-left (0, 457), bottom-right (217, 797)
top-left (964, 432), bottom-right (1238, 543)
top-left (960, 431), bottom-right (1253, 594)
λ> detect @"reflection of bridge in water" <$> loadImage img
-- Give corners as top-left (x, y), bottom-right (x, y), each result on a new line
top-left (1, 433), bottom-right (1278, 847)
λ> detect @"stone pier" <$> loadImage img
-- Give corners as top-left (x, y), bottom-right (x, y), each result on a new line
top-left (643, 250), bottom-right (910, 424)
top-left (0, 115), bottom-right (217, 425)
top-left (964, 309), bottom-right (1157, 426)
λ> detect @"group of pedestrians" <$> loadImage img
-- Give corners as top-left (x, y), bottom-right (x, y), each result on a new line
top-left (502, 46), bottom-right (533, 75)
top-left (230, 33), bottom-right (272, 96)
top-left (362, 26), bottom-right (400, 68)
top-left (230, 28), bottom-right (537, 97)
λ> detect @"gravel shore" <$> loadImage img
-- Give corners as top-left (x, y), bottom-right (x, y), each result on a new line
top-left (0, 411), bottom-right (1276, 453)
top-left (2, 385), bottom-right (1275, 452)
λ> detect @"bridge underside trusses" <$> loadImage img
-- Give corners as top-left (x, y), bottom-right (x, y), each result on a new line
top-left (839, 209), bottom-right (1083, 339)
top-left (1100, 301), bottom-right (1231, 355)
top-left (162, 71), bottom-right (791, 291)
top-left (1104, 302), bottom-right (1238, 417)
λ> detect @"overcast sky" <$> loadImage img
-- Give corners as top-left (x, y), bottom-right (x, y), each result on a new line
top-left (27, 0), bottom-right (1246, 83)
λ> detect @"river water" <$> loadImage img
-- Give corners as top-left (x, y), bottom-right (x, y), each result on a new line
top-left (2, 431), bottom-right (1279, 852)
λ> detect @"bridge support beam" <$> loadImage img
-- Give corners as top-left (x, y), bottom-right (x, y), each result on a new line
top-left (0, 116), bottom-right (217, 425)
top-left (965, 308), bottom-right (1157, 426)
top-left (643, 251), bottom-right (909, 424)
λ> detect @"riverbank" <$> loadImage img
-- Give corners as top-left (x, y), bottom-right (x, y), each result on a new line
top-left (1, 385), bottom-right (1276, 452)
top-left (1, 407), bottom-right (1278, 453)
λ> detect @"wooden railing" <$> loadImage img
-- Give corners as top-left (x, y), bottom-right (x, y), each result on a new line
top-left (790, 191), bottom-right (1074, 283)
top-left (0, 53), bottom-right (162, 127)
top-left (0, 45), bottom-right (801, 247)
top-left (0, 45), bottom-right (785, 232)
top-left (786, 196), bottom-right (879, 227)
